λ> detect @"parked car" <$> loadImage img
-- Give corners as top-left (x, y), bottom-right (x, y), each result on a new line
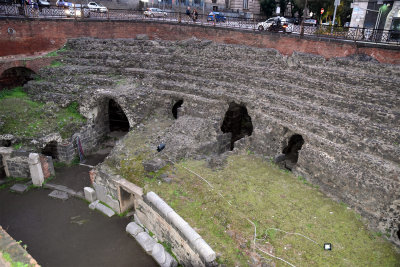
top-left (144, 8), bottom-right (167, 17)
top-left (38, 0), bottom-right (50, 9)
top-left (207, 12), bottom-right (226, 22)
top-left (87, 2), bottom-right (107, 13)
top-left (56, 0), bottom-right (73, 7)
top-left (304, 18), bottom-right (317, 26)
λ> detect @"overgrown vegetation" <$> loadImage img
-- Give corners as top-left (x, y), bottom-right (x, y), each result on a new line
top-left (0, 87), bottom-right (86, 140)
top-left (105, 116), bottom-right (400, 266)
top-left (144, 155), bottom-right (400, 266)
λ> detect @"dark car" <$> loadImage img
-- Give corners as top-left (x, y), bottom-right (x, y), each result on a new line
top-left (207, 12), bottom-right (226, 22)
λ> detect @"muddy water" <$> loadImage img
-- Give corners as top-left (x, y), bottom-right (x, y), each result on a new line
top-left (0, 153), bottom-right (158, 267)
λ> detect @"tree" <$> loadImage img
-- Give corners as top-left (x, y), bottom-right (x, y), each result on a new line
top-left (260, 0), bottom-right (277, 17)
top-left (279, 0), bottom-right (289, 16)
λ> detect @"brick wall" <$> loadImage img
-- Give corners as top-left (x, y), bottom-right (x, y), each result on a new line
top-left (1, 18), bottom-right (399, 64)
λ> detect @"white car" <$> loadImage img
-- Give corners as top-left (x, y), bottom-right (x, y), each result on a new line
top-left (257, 17), bottom-right (293, 33)
top-left (87, 2), bottom-right (107, 13)
top-left (144, 8), bottom-right (167, 18)
top-left (257, 16), bottom-right (292, 31)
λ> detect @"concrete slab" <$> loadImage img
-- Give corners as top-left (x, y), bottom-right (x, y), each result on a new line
top-left (95, 202), bottom-right (115, 217)
top-left (9, 184), bottom-right (28, 194)
top-left (48, 190), bottom-right (69, 201)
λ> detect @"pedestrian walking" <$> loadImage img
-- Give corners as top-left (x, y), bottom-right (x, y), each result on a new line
top-left (192, 8), bottom-right (198, 22)
top-left (185, 6), bottom-right (191, 22)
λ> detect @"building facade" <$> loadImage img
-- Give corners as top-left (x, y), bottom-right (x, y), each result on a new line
top-left (350, 0), bottom-right (400, 31)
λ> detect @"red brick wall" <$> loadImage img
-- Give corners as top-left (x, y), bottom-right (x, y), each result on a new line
top-left (1, 19), bottom-right (399, 64)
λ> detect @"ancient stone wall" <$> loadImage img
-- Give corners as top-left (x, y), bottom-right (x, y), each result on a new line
top-left (1, 18), bottom-right (400, 64)
top-left (91, 165), bottom-right (216, 266)
top-left (6, 156), bottom-right (30, 178)
top-left (24, 37), bottom-right (400, 245)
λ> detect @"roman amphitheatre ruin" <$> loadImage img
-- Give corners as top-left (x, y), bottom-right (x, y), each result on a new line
top-left (0, 17), bottom-right (399, 266)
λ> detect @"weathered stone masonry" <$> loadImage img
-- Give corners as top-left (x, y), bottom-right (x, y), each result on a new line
top-left (24, 37), bottom-right (400, 247)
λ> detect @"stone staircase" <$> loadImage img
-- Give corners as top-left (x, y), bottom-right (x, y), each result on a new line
top-left (26, 37), bottom-right (400, 244)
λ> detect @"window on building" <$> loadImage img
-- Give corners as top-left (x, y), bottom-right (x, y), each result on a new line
top-left (243, 0), bottom-right (248, 10)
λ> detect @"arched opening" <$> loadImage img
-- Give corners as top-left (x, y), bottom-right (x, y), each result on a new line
top-left (397, 226), bottom-right (400, 239)
top-left (0, 67), bottom-right (35, 90)
top-left (221, 102), bottom-right (253, 150)
top-left (0, 140), bottom-right (11, 147)
top-left (109, 99), bottom-right (130, 132)
top-left (172, 100), bottom-right (183, 119)
top-left (282, 134), bottom-right (304, 170)
top-left (42, 141), bottom-right (59, 160)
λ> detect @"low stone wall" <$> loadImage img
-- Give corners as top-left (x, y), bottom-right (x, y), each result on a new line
top-left (0, 226), bottom-right (39, 267)
top-left (0, 147), bottom-right (54, 184)
top-left (57, 122), bottom-right (108, 163)
top-left (6, 156), bottom-right (30, 178)
top-left (91, 166), bottom-right (216, 266)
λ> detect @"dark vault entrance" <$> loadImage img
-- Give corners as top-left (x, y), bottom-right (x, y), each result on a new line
top-left (42, 141), bottom-right (59, 160)
top-left (221, 102), bottom-right (253, 150)
top-left (109, 99), bottom-right (130, 132)
top-left (282, 134), bottom-right (304, 170)
top-left (172, 100), bottom-right (183, 119)
top-left (0, 67), bottom-right (35, 90)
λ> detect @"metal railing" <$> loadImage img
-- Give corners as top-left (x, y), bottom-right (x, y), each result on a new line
top-left (1, 3), bottom-right (399, 45)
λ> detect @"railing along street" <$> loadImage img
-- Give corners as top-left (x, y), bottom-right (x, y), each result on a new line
top-left (1, 3), bottom-right (399, 45)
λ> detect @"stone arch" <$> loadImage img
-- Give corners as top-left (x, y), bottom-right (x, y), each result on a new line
top-left (42, 141), bottom-right (59, 160)
top-left (0, 67), bottom-right (35, 90)
top-left (172, 99), bottom-right (183, 119)
top-left (221, 102), bottom-right (253, 150)
top-left (282, 134), bottom-right (304, 170)
top-left (108, 99), bottom-right (130, 132)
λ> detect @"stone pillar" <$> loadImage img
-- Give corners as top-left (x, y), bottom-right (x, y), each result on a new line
top-left (0, 147), bottom-right (13, 177)
top-left (28, 153), bottom-right (44, 186)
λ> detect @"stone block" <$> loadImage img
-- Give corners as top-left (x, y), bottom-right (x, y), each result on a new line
top-left (84, 187), bottom-right (97, 202)
top-left (105, 194), bottom-right (120, 213)
top-left (29, 153), bottom-right (44, 186)
top-left (180, 224), bottom-right (201, 244)
top-left (146, 191), bottom-right (173, 217)
top-left (167, 211), bottom-right (189, 230)
top-left (143, 158), bottom-right (166, 172)
top-left (134, 232), bottom-right (156, 253)
top-left (152, 243), bottom-right (166, 265)
top-left (93, 182), bottom-right (107, 202)
top-left (9, 184), bottom-right (28, 194)
top-left (89, 200), bottom-right (99, 210)
top-left (48, 190), bottom-right (69, 201)
top-left (126, 222), bottom-right (144, 237)
top-left (95, 202), bottom-right (115, 217)
top-left (151, 243), bottom-right (178, 267)
top-left (134, 213), bottom-right (143, 226)
top-left (194, 238), bottom-right (216, 263)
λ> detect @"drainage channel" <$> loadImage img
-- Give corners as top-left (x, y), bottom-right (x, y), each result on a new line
top-left (0, 152), bottom-right (158, 267)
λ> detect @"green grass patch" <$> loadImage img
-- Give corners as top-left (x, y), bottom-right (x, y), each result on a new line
top-left (49, 60), bottom-right (63, 67)
top-left (45, 47), bottom-right (68, 57)
top-left (106, 116), bottom-right (400, 266)
top-left (0, 88), bottom-right (86, 140)
top-left (142, 155), bottom-right (400, 266)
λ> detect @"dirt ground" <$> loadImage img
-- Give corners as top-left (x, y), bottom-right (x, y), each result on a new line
top-left (0, 149), bottom-right (157, 267)
top-left (0, 188), bottom-right (157, 267)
